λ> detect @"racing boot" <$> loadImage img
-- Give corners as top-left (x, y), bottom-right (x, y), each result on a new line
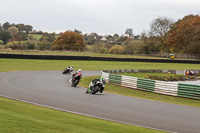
top-left (100, 88), bottom-right (104, 93)
top-left (86, 88), bottom-right (91, 93)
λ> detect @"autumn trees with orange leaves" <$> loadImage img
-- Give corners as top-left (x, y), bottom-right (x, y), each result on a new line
top-left (167, 15), bottom-right (200, 54)
top-left (52, 30), bottom-right (86, 51)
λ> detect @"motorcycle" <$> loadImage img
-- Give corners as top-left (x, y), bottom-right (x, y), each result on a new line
top-left (71, 73), bottom-right (82, 87)
top-left (63, 67), bottom-right (71, 74)
top-left (89, 78), bottom-right (105, 94)
top-left (70, 66), bottom-right (74, 72)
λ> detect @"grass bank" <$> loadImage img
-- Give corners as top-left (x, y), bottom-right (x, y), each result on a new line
top-left (79, 76), bottom-right (200, 108)
top-left (0, 50), bottom-right (164, 59)
top-left (0, 96), bottom-right (164, 133)
top-left (118, 72), bottom-right (189, 81)
top-left (0, 58), bottom-right (200, 72)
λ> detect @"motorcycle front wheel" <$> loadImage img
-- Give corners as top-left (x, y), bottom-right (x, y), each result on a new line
top-left (91, 86), bottom-right (99, 94)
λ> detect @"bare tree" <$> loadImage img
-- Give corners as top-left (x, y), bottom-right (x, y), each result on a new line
top-left (125, 28), bottom-right (134, 38)
top-left (150, 17), bottom-right (173, 37)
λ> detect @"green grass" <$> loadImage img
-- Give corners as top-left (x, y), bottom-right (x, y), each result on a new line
top-left (28, 34), bottom-right (42, 40)
top-left (0, 50), bottom-right (166, 58)
top-left (28, 34), bottom-right (59, 40)
top-left (118, 72), bottom-right (188, 81)
top-left (79, 76), bottom-right (200, 108)
top-left (118, 72), bottom-right (177, 79)
top-left (0, 58), bottom-right (200, 72)
top-left (0, 96), bottom-right (164, 133)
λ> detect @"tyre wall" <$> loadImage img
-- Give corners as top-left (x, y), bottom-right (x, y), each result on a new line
top-left (1, 53), bottom-right (200, 64)
top-left (101, 71), bottom-right (200, 100)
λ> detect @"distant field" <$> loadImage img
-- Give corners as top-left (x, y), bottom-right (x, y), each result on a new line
top-left (28, 34), bottom-right (42, 40)
top-left (0, 50), bottom-right (168, 59)
top-left (1, 58), bottom-right (200, 72)
top-left (28, 34), bottom-right (59, 40)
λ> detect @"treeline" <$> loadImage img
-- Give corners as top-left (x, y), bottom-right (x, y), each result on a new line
top-left (87, 14), bottom-right (200, 55)
top-left (0, 22), bottom-right (57, 50)
top-left (71, 14), bottom-right (200, 55)
top-left (0, 22), bottom-right (32, 44)
top-left (127, 14), bottom-right (200, 55)
top-left (1, 14), bottom-right (200, 56)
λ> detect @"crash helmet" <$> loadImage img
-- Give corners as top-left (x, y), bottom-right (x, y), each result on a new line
top-left (78, 69), bottom-right (82, 72)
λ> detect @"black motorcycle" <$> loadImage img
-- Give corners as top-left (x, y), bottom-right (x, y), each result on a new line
top-left (90, 79), bottom-right (105, 94)
top-left (71, 73), bottom-right (81, 87)
top-left (63, 67), bottom-right (70, 74)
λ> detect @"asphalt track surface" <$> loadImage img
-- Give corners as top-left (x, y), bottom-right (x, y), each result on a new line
top-left (0, 71), bottom-right (200, 133)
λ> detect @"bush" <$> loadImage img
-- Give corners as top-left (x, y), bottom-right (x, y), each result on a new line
top-left (109, 45), bottom-right (124, 54)
top-left (52, 30), bottom-right (85, 51)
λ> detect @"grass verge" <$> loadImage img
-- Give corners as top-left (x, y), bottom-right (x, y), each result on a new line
top-left (0, 96), bottom-right (164, 133)
top-left (0, 50), bottom-right (165, 59)
top-left (79, 76), bottom-right (200, 108)
top-left (0, 58), bottom-right (200, 72)
top-left (118, 72), bottom-right (188, 81)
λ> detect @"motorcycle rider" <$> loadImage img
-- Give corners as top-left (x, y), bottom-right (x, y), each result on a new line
top-left (63, 66), bottom-right (71, 74)
top-left (70, 66), bottom-right (74, 72)
top-left (86, 76), bottom-right (105, 93)
top-left (71, 69), bottom-right (82, 85)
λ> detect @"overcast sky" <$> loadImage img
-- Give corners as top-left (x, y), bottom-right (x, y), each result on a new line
top-left (1, 0), bottom-right (200, 35)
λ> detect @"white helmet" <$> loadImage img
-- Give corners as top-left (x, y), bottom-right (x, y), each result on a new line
top-left (78, 69), bottom-right (82, 72)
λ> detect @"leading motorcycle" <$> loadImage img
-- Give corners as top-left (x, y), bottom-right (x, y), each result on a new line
top-left (63, 67), bottom-right (71, 74)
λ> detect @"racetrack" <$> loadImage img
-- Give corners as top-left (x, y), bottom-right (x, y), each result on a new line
top-left (0, 71), bottom-right (200, 133)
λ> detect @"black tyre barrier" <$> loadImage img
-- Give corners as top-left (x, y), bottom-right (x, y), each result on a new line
top-left (1, 53), bottom-right (200, 64)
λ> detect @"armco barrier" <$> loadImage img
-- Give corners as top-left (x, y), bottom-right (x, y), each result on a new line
top-left (155, 81), bottom-right (178, 96)
top-left (1, 53), bottom-right (200, 64)
top-left (109, 74), bottom-right (122, 85)
top-left (101, 72), bottom-right (109, 83)
top-left (137, 78), bottom-right (155, 92)
top-left (121, 75), bottom-right (137, 89)
top-left (101, 71), bottom-right (200, 100)
top-left (178, 83), bottom-right (200, 100)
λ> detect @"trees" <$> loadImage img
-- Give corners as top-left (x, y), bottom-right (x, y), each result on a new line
top-left (150, 17), bottom-right (173, 37)
top-left (52, 30), bottom-right (85, 50)
top-left (0, 24), bottom-right (2, 31)
top-left (24, 25), bottom-right (33, 33)
top-left (150, 17), bottom-right (173, 53)
top-left (92, 42), bottom-right (107, 54)
top-left (8, 26), bottom-right (19, 34)
top-left (113, 34), bottom-right (119, 39)
top-left (167, 15), bottom-right (200, 54)
top-left (2, 22), bottom-right (11, 30)
top-left (39, 32), bottom-right (56, 43)
top-left (16, 24), bottom-right (25, 32)
top-left (7, 27), bottom-right (27, 42)
top-left (125, 28), bottom-right (134, 38)
top-left (0, 31), bottom-right (11, 44)
top-left (74, 29), bottom-right (82, 34)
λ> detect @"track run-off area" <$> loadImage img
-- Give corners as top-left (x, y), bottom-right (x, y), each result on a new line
top-left (0, 70), bottom-right (200, 133)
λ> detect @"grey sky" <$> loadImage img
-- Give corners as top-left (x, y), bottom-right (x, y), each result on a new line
top-left (1, 0), bottom-right (200, 35)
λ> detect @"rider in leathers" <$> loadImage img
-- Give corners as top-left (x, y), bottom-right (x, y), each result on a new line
top-left (86, 76), bottom-right (105, 93)
top-left (71, 69), bottom-right (82, 85)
